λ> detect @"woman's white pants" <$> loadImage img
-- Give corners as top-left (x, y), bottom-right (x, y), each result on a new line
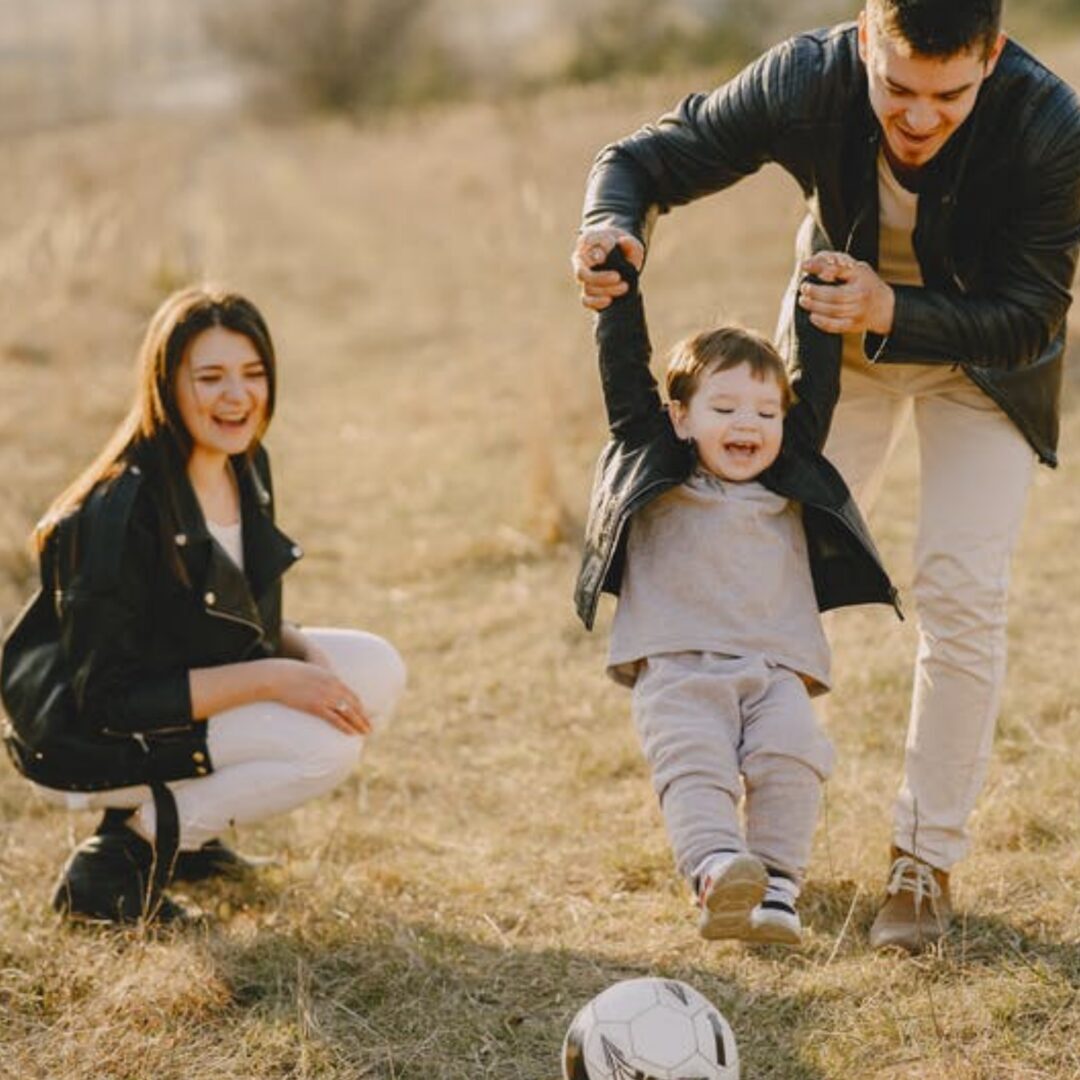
top-left (34, 629), bottom-right (406, 850)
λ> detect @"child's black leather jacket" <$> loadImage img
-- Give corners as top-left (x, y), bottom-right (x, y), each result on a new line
top-left (574, 255), bottom-right (900, 629)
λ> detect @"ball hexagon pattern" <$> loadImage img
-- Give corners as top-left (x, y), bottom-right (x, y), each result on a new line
top-left (562, 977), bottom-right (739, 1080)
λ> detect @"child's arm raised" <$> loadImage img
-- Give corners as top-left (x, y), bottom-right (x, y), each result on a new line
top-left (594, 247), bottom-right (671, 447)
top-left (782, 275), bottom-right (843, 455)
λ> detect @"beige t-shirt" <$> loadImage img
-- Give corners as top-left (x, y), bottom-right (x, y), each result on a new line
top-left (841, 149), bottom-right (922, 371)
top-left (607, 471), bottom-right (830, 692)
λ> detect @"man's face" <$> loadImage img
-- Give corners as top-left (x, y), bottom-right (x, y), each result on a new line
top-left (858, 10), bottom-right (1005, 169)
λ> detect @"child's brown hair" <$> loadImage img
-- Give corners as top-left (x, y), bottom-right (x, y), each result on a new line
top-left (665, 326), bottom-right (794, 412)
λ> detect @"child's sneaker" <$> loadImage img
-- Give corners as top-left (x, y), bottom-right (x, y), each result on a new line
top-left (747, 872), bottom-right (803, 946)
top-left (694, 851), bottom-right (768, 941)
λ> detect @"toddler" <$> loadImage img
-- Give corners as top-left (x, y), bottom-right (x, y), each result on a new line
top-left (575, 251), bottom-right (898, 944)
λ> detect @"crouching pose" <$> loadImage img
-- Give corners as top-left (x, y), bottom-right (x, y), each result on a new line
top-left (575, 252), bottom-right (898, 944)
top-left (1, 286), bottom-right (406, 923)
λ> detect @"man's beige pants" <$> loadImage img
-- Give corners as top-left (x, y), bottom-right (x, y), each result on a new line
top-left (824, 354), bottom-right (1035, 871)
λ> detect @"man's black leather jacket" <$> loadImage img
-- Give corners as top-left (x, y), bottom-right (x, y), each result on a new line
top-left (582, 25), bottom-right (1080, 465)
top-left (574, 254), bottom-right (899, 629)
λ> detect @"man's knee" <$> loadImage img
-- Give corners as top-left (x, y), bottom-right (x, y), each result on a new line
top-left (913, 551), bottom-right (1010, 654)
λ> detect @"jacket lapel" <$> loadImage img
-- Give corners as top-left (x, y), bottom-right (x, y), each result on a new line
top-left (233, 454), bottom-right (302, 600)
top-left (168, 455), bottom-right (299, 631)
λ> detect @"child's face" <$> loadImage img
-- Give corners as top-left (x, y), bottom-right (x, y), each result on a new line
top-left (670, 362), bottom-right (784, 482)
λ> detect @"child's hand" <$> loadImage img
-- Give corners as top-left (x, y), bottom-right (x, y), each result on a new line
top-left (572, 228), bottom-right (645, 310)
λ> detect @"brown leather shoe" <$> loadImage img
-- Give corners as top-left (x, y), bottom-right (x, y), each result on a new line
top-left (869, 847), bottom-right (952, 953)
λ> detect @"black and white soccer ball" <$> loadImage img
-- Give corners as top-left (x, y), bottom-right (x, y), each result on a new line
top-left (562, 977), bottom-right (739, 1080)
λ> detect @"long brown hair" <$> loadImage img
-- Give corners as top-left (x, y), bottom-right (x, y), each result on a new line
top-left (35, 285), bottom-right (278, 552)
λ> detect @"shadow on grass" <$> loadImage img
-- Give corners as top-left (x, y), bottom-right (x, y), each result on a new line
top-left (200, 912), bottom-right (832, 1080)
top-left (800, 876), bottom-right (1078, 987)
top-left (946, 911), bottom-right (1080, 986)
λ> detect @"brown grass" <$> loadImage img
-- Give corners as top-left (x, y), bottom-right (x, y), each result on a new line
top-left (1, 47), bottom-right (1079, 1080)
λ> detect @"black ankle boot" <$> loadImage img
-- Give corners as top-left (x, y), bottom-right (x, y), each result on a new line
top-left (52, 825), bottom-right (184, 924)
top-left (96, 807), bottom-right (136, 835)
top-left (53, 785), bottom-right (184, 923)
top-left (173, 839), bottom-right (256, 883)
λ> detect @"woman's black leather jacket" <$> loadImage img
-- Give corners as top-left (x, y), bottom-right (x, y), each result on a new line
top-left (2, 444), bottom-right (301, 790)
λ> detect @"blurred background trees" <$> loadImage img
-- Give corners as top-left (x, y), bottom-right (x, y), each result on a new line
top-left (0, 0), bottom-right (1076, 131)
top-left (204, 0), bottom-right (462, 115)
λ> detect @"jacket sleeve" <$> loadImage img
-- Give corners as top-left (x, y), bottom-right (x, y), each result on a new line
top-left (594, 249), bottom-right (673, 447)
top-left (62, 484), bottom-right (194, 735)
top-left (784, 277), bottom-right (844, 454)
top-left (581, 35), bottom-right (820, 241)
top-left (870, 103), bottom-right (1080, 370)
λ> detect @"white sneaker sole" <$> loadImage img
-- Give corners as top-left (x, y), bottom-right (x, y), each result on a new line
top-left (746, 907), bottom-right (803, 947)
top-left (697, 854), bottom-right (768, 941)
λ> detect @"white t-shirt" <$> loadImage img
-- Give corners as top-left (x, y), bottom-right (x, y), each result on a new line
top-left (207, 519), bottom-right (244, 569)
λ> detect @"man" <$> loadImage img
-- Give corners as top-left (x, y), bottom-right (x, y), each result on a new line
top-left (572, 0), bottom-right (1080, 952)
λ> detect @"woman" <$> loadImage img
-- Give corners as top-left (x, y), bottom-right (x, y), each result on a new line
top-left (1, 286), bottom-right (406, 923)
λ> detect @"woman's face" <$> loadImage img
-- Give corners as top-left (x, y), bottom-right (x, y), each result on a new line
top-left (175, 326), bottom-right (269, 463)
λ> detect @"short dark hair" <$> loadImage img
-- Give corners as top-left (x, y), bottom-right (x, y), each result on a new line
top-left (867, 0), bottom-right (1003, 59)
top-left (666, 326), bottom-right (793, 412)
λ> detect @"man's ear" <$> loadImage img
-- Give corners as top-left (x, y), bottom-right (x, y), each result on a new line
top-left (984, 31), bottom-right (1006, 76)
top-left (857, 8), bottom-right (869, 63)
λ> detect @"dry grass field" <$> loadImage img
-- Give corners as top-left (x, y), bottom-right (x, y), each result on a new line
top-left (1, 40), bottom-right (1079, 1080)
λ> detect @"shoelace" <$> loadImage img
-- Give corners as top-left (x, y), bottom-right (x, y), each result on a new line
top-left (885, 856), bottom-right (941, 909)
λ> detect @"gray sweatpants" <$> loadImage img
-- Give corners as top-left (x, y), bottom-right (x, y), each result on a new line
top-left (631, 652), bottom-right (834, 882)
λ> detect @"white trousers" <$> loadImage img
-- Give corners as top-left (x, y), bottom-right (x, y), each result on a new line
top-left (34, 629), bottom-right (406, 850)
top-left (824, 355), bottom-right (1035, 870)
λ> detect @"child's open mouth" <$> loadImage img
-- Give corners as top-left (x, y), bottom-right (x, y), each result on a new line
top-left (724, 441), bottom-right (759, 458)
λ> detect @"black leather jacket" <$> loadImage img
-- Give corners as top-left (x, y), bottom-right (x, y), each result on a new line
top-left (582, 26), bottom-right (1080, 465)
top-left (574, 255), bottom-right (899, 628)
top-left (3, 444), bottom-right (301, 790)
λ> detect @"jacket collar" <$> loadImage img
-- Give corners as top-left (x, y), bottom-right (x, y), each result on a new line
top-left (168, 452), bottom-right (301, 609)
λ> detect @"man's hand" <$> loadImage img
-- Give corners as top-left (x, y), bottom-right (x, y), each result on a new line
top-left (799, 251), bottom-right (895, 335)
top-left (572, 228), bottom-right (645, 310)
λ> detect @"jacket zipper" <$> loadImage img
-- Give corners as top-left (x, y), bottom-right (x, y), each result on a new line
top-left (204, 604), bottom-right (265, 644)
top-left (99, 610), bottom-right (263, 744)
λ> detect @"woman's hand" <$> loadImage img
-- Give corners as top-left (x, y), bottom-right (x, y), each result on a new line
top-left (263, 658), bottom-right (371, 735)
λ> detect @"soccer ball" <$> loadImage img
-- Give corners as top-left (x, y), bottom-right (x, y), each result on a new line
top-left (562, 977), bottom-right (739, 1080)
